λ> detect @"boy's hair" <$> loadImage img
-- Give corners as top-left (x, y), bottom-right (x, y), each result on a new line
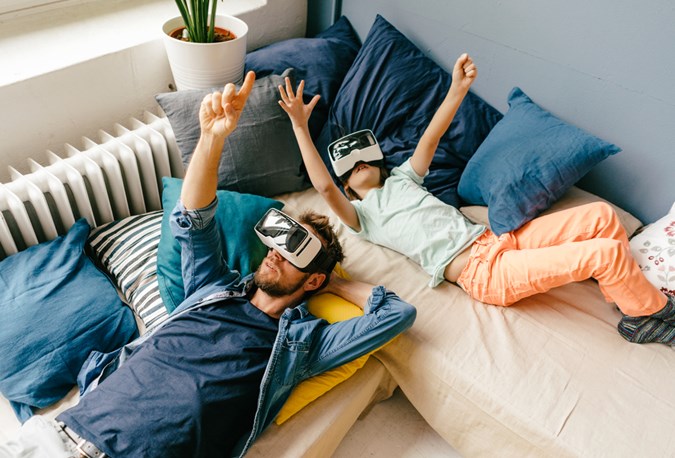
top-left (340, 166), bottom-right (390, 201)
top-left (298, 210), bottom-right (344, 289)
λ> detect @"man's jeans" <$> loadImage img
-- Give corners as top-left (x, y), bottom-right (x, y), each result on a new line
top-left (0, 416), bottom-right (76, 458)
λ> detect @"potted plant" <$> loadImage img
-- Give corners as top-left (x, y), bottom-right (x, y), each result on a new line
top-left (162, 0), bottom-right (248, 90)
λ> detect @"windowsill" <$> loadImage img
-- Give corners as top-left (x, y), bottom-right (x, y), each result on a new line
top-left (0, 0), bottom-right (264, 87)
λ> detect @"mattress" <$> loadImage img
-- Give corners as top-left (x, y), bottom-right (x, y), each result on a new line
top-left (3, 184), bottom-right (672, 457)
top-left (280, 186), bottom-right (675, 457)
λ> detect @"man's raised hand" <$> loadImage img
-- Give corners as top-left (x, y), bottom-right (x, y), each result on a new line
top-left (199, 71), bottom-right (256, 139)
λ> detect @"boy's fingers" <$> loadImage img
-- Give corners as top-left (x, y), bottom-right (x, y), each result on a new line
top-left (277, 100), bottom-right (290, 113)
top-left (278, 85), bottom-right (290, 104)
top-left (455, 52), bottom-right (470, 72)
top-left (307, 94), bottom-right (321, 111)
top-left (285, 77), bottom-right (295, 99)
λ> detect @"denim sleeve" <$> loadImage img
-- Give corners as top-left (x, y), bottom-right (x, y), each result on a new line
top-left (170, 198), bottom-right (239, 300)
top-left (305, 286), bottom-right (416, 377)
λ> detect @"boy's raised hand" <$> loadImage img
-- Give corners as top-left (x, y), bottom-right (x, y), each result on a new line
top-left (451, 53), bottom-right (477, 93)
top-left (199, 70), bottom-right (256, 139)
top-left (278, 78), bottom-right (321, 129)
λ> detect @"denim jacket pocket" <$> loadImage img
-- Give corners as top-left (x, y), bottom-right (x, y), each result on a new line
top-left (281, 339), bottom-right (310, 352)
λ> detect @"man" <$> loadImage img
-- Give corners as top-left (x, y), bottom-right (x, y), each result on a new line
top-left (0, 72), bottom-right (416, 458)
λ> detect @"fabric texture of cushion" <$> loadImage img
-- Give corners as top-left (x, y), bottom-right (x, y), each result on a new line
top-left (88, 211), bottom-right (169, 332)
top-left (245, 16), bottom-right (361, 140)
top-left (0, 219), bottom-right (138, 422)
top-left (157, 177), bottom-right (284, 313)
top-left (629, 202), bottom-right (675, 296)
top-left (274, 265), bottom-right (374, 425)
top-left (316, 14), bottom-right (503, 208)
top-left (458, 87), bottom-right (621, 235)
top-left (155, 69), bottom-right (310, 197)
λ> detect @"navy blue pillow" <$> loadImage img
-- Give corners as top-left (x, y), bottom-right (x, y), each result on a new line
top-left (0, 219), bottom-right (137, 422)
top-left (245, 16), bottom-right (361, 140)
top-left (458, 87), bottom-right (621, 235)
top-left (316, 14), bottom-right (502, 208)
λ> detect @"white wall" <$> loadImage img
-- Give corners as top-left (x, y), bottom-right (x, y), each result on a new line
top-left (0, 0), bottom-right (306, 183)
top-left (340, 0), bottom-right (675, 224)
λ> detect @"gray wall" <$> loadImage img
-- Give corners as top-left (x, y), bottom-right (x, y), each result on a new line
top-left (316, 0), bottom-right (674, 224)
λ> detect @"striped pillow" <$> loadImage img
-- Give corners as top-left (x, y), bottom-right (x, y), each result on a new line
top-left (88, 211), bottom-right (169, 332)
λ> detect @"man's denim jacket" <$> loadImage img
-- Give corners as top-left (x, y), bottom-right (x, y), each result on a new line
top-left (75, 198), bottom-right (416, 457)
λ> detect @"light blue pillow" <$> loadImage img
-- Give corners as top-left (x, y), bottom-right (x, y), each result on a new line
top-left (156, 177), bottom-right (284, 313)
top-left (458, 87), bottom-right (621, 235)
top-left (0, 219), bottom-right (138, 422)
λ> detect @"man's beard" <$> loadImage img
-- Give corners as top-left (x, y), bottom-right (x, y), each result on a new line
top-left (254, 268), bottom-right (309, 297)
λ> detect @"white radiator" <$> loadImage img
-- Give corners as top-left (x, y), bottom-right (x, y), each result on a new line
top-left (0, 112), bottom-right (184, 259)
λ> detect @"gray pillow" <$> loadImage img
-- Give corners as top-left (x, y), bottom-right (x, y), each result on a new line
top-left (155, 69), bottom-right (309, 196)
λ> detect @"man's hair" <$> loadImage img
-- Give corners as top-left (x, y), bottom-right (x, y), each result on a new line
top-left (340, 166), bottom-right (389, 201)
top-left (298, 210), bottom-right (344, 290)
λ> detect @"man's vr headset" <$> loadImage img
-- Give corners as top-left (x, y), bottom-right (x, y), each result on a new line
top-left (327, 129), bottom-right (384, 180)
top-left (254, 208), bottom-right (336, 274)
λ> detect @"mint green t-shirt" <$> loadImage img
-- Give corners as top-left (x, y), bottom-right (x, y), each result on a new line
top-left (348, 159), bottom-right (486, 287)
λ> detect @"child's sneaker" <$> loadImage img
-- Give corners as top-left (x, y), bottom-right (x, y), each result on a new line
top-left (617, 313), bottom-right (675, 345)
top-left (649, 294), bottom-right (675, 324)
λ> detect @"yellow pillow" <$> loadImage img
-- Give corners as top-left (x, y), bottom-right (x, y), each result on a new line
top-left (274, 266), bottom-right (374, 425)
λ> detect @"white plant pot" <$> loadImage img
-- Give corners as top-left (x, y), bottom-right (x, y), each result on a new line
top-left (162, 15), bottom-right (248, 90)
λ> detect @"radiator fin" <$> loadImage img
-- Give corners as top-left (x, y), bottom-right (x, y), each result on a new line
top-left (0, 112), bottom-right (182, 259)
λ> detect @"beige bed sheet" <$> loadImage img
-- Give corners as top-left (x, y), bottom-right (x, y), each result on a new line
top-left (248, 357), bottom-right (396, 457)
top-left (280, 186), bottom-right (675, 458)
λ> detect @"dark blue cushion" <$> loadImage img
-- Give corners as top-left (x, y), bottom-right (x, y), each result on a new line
top-left (458, 87), bottom-right (621, 235)
top-left (0, 219), bottom-right (137, 422)
top-left (316, 14), bottom-right (502, 208)
top-left (156, 177), bottom-right (284, 313)
top-left (245, 16), bottom-right (361, 140)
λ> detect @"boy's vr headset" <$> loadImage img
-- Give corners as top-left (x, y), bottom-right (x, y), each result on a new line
top-left (327, 129), bottom-right (384, 180)
top-left (254, 208), bottom-right (336, 274)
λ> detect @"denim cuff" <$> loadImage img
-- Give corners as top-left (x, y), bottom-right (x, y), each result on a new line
top-left (174, 197), bottom-right (218, 230)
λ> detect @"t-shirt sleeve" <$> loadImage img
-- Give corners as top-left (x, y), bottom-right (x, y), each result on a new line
top-left (391, 158), bottom-right (427, 185)
top-left (343, 201), bottom-right (369, 238)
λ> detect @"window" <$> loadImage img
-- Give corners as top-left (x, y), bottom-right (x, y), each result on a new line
top-left (0, 0), bottom-right (96, 16)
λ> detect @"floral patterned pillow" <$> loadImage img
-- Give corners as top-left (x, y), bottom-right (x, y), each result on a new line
top-left (630, 202), bottom-right (675, 296)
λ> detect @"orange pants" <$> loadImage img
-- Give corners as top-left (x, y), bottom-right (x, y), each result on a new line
top-left (457, 202), bottom-right (667, 317)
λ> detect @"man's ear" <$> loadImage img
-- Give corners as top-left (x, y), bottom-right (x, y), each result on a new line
top-left (304, 272), bottom-right (327, 292)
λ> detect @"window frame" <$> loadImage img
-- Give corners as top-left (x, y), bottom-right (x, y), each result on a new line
top-left (0, 0), bottom-right (97, 16)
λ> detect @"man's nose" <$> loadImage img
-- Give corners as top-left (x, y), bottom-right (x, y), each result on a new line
top-left (269, 249), bottom-right (283, 261)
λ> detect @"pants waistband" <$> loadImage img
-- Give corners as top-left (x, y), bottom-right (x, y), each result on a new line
top-left (56, 421), bottom-right (107, 458)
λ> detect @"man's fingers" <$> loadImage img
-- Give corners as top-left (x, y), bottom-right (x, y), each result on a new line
top-left (236, 71), bottom-right (256, 101)
top-left (224, 102), bottom-right (236, 119)
top-left (211, 91), bottom-right (224, 115)
top-left (296, 80), bottom-right (305, 99)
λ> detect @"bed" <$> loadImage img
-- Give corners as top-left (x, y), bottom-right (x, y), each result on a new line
top-left (2, 12), bottom-right (675, 458)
